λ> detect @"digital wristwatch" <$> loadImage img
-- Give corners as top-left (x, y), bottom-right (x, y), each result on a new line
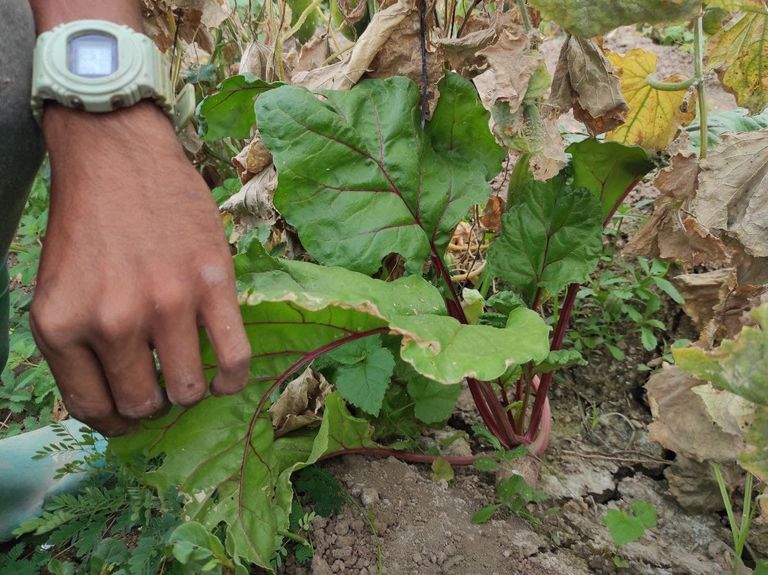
top-left (31, 20), bottom-right (195, 129)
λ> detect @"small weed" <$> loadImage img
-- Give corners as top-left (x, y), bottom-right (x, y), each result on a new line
top-left (1, 165), bottom-right (56, 438)
top-left (569, 256), bottom-right (683, 361)
top-left (604, 500), bottom-right (657, 545)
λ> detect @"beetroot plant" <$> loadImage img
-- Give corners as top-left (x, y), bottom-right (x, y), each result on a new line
top-left (111, 72), bottom-right (653, 570)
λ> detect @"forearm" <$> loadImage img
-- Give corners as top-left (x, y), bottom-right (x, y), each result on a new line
top-left (28, 0), bottom-right (142, 32)
top-left (27, 0), bottom-right (180, 205)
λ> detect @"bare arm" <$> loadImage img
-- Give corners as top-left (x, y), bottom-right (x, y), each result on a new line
top-left (28, 0), bottom-right (251, 435)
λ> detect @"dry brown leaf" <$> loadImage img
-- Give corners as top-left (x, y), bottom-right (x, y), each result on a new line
top-left (239, 41), bottom-right (276, 80)
top-left (292, 0), bottom-right (416, 89)
top-left (233, 136), bottom-right (273, 183)
top-left (294, 32), bottom-right (331, 73)
top-left (472, 22), bottom-right (540, 115)
top-left (646, 365), bottom-right (746, 463)
top-left (268, 367), bottom-right (332, 437)
top-left (220, 166), bottom-right (279, 229)
top-left (480, 196), bottom-right (505, 232)
top-left (693, 130), bottom-right (768, 259)
top-left (141, 0), bottom-right (228, 53)
top-left (673, 269), bottom-right (737, 332)
top-left (624, 152), bottom-right (732, 266)
top-left (337, 0), bottom-right (368, 26)
top-left (548, 35), bottom-right (627, 135)
top-left (436, 27), bottom-right (497, 74)
top-left (366, 0), bottom-right (443, 112)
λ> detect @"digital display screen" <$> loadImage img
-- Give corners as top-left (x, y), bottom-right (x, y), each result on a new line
top-left (68, 33), bottom-right (118, 78)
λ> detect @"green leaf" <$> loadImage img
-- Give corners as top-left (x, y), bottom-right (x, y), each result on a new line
top-left (640, 327), bottom-right (657, 351)
top-left (257, 74), bottom-right (503, 274)
top-left (651, 277), bottom-right (684, 304)
top-left (431, 458), bottom-right (455, 482)
top-left (425, 72), bottom-right (506, 181)
top-left (287, 0), bottom-right (321, 42)
top-left (567, 139), bottom-right (654, 220)
top-left (238, 258), bottom-right (549, 385)
top-left (331, 342), bottom-right (395, 416)
top-left (534, 349), bottom-right (587, 374)
top-left (473, 457), bottom-right (502, 472)
top-left (168, 522), bottom-right (228, 568)
top-left (471, 504), bottom-right (501, 524)
top-left (604, 509), bottom-right (646, 545)
top-left (630, 500), bottom-right (657, 529)
top-left (686, 107), bottom-right (768, 150)
top-left (197, 75), bottom-right (280, 141)
top-left (488, 173), bottom-right (603, 295)
top-left (529, 0), bottom-right (703, 37)
top-left (406, 375), bottom-right (462, 424)
top-left (111, 391), bottom-right (373, 571)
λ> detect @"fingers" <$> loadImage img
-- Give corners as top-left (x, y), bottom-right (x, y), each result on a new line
top-left (31, 318), bottom-right (135, 436)
top-left (153, 314), bottom-right (208, 407)
top-left (93, 331), bottom-right (167, 420)
top-left (199, 278), bottom-right (251, 397)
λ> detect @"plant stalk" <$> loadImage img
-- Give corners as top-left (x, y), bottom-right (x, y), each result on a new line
top-left (694, 13), bottom-right (708, 159)
top-left (517, 0), bottom-right (533, 33)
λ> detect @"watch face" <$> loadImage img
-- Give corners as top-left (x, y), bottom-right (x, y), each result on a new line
top-left (67, 33), bottom-right (118, 78)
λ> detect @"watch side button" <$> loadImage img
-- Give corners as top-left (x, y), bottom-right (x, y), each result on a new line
top-left (111, 95), bottom-right (125, 109)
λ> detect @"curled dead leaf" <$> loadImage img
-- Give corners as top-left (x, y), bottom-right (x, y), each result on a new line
top-left (366, 0), bottom-right (443, 113)
top-left (472, 20), bottom-right (540, 115)
top-left (292, 0), bottom-right (416, 89)
top-left (624, 152), bottom-right (732, 267)
top-left (220, 165), bottom-right (279, 229)
top-left (337, 0), bottom-right (368, 26)
top-left (268, 367), bottom-right (332, 437)
top-left (234, 136), bottom-right (274, 183)
top-left (548, 35), bottom-right (628, 135)
top-left (480, 196), bottom-right (505, 232)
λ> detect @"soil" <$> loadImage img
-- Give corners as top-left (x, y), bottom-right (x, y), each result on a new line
top-left (273, 27), bottom-right (763, 575)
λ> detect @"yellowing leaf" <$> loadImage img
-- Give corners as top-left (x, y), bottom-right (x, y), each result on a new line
top-left (707, 10), bottom-right (768, 114)
top-left (606, 48), bottom-right (696, 151)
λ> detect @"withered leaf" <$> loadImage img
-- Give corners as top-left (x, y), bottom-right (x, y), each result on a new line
top-left (693, 130), bottom-right (768, 258)
top-left (548, 35), bottom-right (628, 135)
top-left (268, 367), bottom-right (332, 437)
top-left (646, 365), bottom-right (746, 464)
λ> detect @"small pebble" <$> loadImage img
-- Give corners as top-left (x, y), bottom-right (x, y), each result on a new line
top-left (361, 487), bottom-right (380, 507)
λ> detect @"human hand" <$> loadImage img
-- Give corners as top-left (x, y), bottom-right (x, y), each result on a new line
top-left (30, 102), bottom-right (251, 436)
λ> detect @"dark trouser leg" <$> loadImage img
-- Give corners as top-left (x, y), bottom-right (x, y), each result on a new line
top-left (0, 0), bottom-right (45, 372)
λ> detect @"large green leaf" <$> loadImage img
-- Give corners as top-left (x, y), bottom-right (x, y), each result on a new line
top-left (257, 73), bottom-right (504, 274)
top-left (110, 390), bottom-right (373, 571)
top-left (567, 139), bottom-right (654, 220)
top-left (487, 173), bottom-right (603, 295)
top-left (112, 251), bottom-right (549, 569)
top-left (237, 258), bottom-right (549, 383)
top-left (426, 72), bottom-right (506, 181)
top-left (197, 76), bottom-right (280, 141)
top-left (529, 0), bottom-right (702, 37)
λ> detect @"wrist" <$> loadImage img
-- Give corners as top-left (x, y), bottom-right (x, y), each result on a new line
top-left (29, 0), bottom-right (142, 33)
top-left (43, 102), bottom-right (183, 178)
